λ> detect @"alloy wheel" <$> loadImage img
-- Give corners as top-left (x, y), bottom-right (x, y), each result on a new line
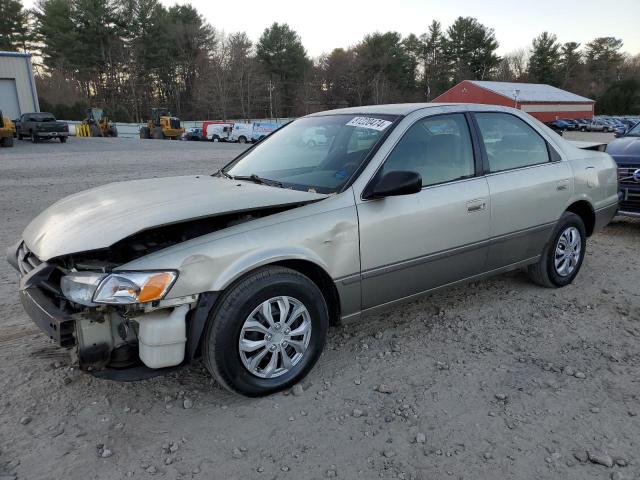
top-left (554, 226), bottom-right (581, 277)
top-left (238, 296), bottom-right (312, 378)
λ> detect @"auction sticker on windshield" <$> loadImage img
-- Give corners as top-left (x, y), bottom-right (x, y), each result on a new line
top-left (346, 117), bottom-right (393, 131)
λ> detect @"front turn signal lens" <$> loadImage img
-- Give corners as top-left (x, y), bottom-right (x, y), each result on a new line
top-left (138, 272), bottom-right (176, 303)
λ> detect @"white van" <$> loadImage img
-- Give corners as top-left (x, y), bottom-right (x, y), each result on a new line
top-left (206, 123), bottom-right (233, 141)
top-left (229, 123), bottom-right (254, 143)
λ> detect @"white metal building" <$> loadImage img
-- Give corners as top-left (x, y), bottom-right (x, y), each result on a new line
top-left (0, 51), bottom-right (39, 119)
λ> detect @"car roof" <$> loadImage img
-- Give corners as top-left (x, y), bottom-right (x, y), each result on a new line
top-left (307, 103), bottom-right (465, 117)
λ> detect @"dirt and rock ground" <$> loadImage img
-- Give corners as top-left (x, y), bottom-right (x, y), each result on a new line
top-left (0, 135), bottom-right (639, 480)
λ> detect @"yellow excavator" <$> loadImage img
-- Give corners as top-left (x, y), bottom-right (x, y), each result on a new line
top-left (139, 108), bottom-right (184, 140)
top-left (77, 107), bottom-right (118, 137)
top-left (0, 110), bottom-right (16, 148)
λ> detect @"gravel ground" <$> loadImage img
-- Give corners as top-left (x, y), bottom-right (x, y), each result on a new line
top-left (1, 135), bottom-right (639, 480)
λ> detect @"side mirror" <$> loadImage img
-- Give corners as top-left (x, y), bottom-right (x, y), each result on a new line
top-left (363, 170), bottom-right (422, 200)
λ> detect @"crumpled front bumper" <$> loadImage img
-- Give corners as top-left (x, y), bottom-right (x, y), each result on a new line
top-left (7, 240), bottom-right (76, 347)
top-left (20, 287), bottom-right (75, 347)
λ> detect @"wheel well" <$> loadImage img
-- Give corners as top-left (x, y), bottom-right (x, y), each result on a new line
top-left (273, 259), bottom-right (342, 326)
top-left (566, 201), bottom-right (595, 236)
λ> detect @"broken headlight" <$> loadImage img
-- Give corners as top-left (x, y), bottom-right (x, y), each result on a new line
top-left (93, 271), bottom-right (178, 305)
top-left (60, 272), bottom-right (107, 307)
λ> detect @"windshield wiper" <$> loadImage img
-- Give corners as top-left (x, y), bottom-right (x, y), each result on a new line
top-left (232, 174), bottom-right (283, 188)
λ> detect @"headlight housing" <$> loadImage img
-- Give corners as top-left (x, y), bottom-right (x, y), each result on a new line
top-left (93, 271), bottom-right (177, 305)
top-left (60, 272), bottom-right (106, 307)
top-left (61, 271), bottom-right (177, 306)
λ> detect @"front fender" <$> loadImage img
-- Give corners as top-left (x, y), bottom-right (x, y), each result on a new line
top-left (117, 192), bottom-right (361, 301)
top-left (209, 246), bottom-right (331, 291)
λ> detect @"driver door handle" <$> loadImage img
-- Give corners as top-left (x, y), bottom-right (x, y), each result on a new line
top-left (466, 199), bottom-right (486, 213)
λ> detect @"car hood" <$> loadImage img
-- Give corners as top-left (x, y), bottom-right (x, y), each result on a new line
top-left (23, 175), bottom-right (327, 261)
top-left (606, 136), bottom-right (640, 162)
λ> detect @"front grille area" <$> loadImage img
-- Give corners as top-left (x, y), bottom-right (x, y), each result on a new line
top-left (16, 242), bottom-right (64, 298)
top-left (618, 164), bottom-right (640, 214)
top-left (17, 242), bottom-right (43, 275)
top-left (618, 164), bottom-right (640, 186)
top-left (620, 190), bottom-right (640, 213)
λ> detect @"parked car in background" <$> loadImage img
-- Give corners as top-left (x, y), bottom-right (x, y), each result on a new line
top-left (546, 119), bottom-right (572, 133)
top-left (15, 112), bottom-right (70, 143)
top-left (8, 103), bottom-right (618, 396)
top-left (613, 125), bottom-right (628, 138)
top-left (579, 119), bottom-right (613, 132)
top-left (620, 119), bottom-right (638, 130)
top-left (606, 121), bottom-right (640, 216)
top-left (204, 122), bottom-right (232, 141)
top-left (182, 127), bottom-right (205, 141)
top-left (559, 119), bottom-right (579, 130)
top-left (575, 119), bottom-right (590, 130)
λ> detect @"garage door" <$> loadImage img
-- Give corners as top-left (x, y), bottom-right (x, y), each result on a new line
top-left (0, 79), bottom-right (21, 119)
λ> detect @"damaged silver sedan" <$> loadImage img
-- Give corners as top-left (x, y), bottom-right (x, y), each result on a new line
top-left (8, 104), bottom-right (619, 396)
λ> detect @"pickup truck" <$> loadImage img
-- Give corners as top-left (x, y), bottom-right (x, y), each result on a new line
top-left (15, 112), bottom-right (70, 143)
top-left (577, 119), bottom-right (612, 133)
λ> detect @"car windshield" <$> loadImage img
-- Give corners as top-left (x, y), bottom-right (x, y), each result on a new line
top-left (224, 114), bottom-right (398, 193)
top-left (625, 122), bottom-right (640, 137)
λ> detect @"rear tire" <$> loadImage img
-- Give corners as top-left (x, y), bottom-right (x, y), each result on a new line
top-left (238, 136), bottom-right (247, 144)
top-left (110, 126), bottom-right (118, 137)
top-left (527, 212), bottom-right (586, 288)
top-left (31, 132), bottom-right (39, 143)
top-left (203, 266), bottom-right (329, 397)
top-left (1, 135), bottom-right (13, 147)
top-left (59, 136), bottom-right (67, 143)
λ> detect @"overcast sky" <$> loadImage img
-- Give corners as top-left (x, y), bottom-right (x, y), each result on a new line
top-left (24, 0), bottom-right (640, 58)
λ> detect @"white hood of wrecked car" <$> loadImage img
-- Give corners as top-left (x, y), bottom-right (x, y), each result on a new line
top-left (23, 175), bottom-right (327, 261)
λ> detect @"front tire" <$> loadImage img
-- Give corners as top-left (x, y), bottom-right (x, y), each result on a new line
top-left (527, 212), bottom-right (586, 288)
top-left (203, 266), bottom-right (329, 397)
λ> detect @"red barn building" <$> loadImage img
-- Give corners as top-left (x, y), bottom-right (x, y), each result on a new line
top-left (432, 80), bottom-right (594, 122)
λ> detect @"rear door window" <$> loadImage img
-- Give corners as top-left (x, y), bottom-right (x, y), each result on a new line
top-left (474, 113), bottom-right (550, 173)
